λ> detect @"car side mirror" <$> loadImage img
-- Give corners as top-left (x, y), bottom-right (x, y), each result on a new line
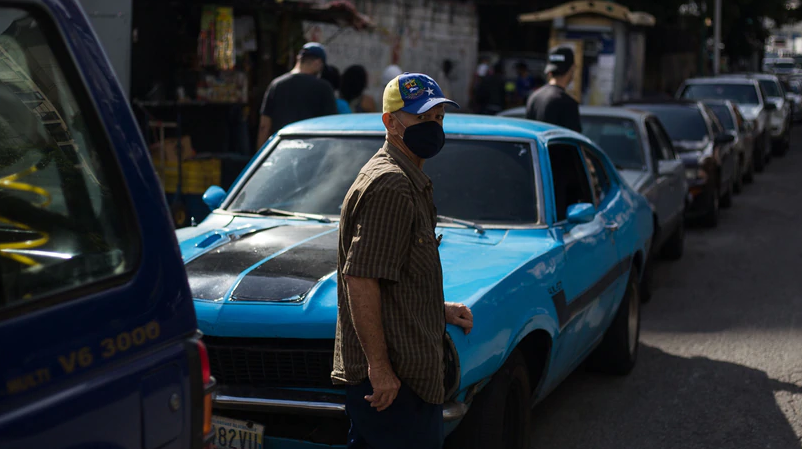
top-left (714, 133), bottom-right (735, 145)
top-left (765, 102), bottom-right (777, 111)
top-left (566, 203), bottom-right (596, 224)
top-left (786, 93), bottom-right (795, 101)
top-left (202, 185), bottom-right (226, 210)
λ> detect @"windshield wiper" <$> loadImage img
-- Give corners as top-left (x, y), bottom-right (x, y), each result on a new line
top-left (231, 207), bottom-right (331, 223)
top-left (437, 215), bottom-right (485, 235)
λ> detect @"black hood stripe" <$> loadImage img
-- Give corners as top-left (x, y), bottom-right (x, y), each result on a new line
top-left (186, 225), bottom-right (336, 300)
top-left (232, 230), bottom-right (339, 301)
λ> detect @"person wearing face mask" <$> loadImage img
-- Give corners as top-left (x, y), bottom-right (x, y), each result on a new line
top-left (256, 42), bottom-right (337, 150)
top-left (332, 73), bottom-right (474, 449)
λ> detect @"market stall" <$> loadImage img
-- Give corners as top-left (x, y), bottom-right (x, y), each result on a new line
top-left (519, 0), bottom-right (654, 105)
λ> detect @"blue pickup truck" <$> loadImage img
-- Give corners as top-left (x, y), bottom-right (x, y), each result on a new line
top-left (0, 1), bottom-right (213, 448)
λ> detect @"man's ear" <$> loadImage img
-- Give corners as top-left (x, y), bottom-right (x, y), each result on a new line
top-left (382, 112), bottom-right (395, 132)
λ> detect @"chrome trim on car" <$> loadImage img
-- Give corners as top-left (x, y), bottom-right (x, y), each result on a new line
top-left (212, 392), bottom-right (470, 422)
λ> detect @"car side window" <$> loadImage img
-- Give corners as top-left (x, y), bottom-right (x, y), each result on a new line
top-left (651, 120), bottom-right (677, 160)
top-left (644, 121), bottom-right (663, 173)
top-left (547, 143), bottom-right (594, 222)
top-left (0, 7), bottom-right (137, 312)
top-left (581, 146), bottom-right (611, 205)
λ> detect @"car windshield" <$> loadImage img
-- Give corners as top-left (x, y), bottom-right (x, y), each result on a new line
top-left (759, 79), bottom-right (782, 97)
top-left (681, 83), bottom-right (760, 105)
top-left (632, 106), bottom-right (709, 142)
top-left (705, 104), bottom-right (735, 131)
top-left (580, 116), bottom-right (644, 169)
top-left (228, 136), bottom-right (539, 224)
top-left (774, 62), bottom-right (795, 69)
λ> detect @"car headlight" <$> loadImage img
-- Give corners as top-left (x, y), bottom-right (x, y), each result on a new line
top-left (685, 168), bottom-right (707, 181)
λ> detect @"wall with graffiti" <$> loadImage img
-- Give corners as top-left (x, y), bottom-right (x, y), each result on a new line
top-left (303, 0), bottom-right (479, 109)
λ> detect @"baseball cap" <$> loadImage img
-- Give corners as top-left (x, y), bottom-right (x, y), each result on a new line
top-left (298, 42), bottom-right (326, 64)
top-left (544, 47), bottom-right (575, 75)
top-left (383, 72), bottom-right (460, 114)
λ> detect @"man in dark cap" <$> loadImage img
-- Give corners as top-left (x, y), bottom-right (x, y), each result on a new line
top-left (525, 47), bottom-right (582, 132)
top-left (257, 42), bottom-right (337, 149)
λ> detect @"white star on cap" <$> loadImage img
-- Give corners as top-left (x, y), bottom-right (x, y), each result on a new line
top-left (425, 87), bottom-right (435, 96)
top-left (428, 80), bottom-right (435, 85)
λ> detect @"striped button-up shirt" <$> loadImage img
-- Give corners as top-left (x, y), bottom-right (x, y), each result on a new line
top-left (332, 141), bottom-right (446, 404)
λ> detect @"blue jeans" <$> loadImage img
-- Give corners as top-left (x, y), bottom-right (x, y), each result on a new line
top-left (345, 380), bottom-right (444, 449)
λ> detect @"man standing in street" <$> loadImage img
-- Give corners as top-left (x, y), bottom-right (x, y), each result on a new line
top-left (332, 73), bottom-right (474, 449)
top-left (256, 42), bottom-right (337, 149)
top-left (526, 47), bottom-right (582, 132)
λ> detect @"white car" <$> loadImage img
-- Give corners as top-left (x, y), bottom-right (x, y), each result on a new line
top-left (721, 74), bottom-right (792, 156)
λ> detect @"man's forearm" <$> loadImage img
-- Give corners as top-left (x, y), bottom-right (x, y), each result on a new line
top-left (344, 276), bottom-right (391, 368)
top-left (257, 116), bottom-right (272, 150)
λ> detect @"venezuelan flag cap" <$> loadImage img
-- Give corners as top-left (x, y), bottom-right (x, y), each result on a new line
top-left (383, 72), bottom-right (459, 114)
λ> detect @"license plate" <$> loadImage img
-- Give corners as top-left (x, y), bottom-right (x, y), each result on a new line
top-left (211, 415), bottom-right (264, 449)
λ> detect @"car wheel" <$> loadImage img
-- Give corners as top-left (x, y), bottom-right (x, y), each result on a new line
top-left (754, 143), bottom-right (766, 172)
top-left (743, 156), bottom-right (755, 184)
top-left (733, 160), bottom-right (744, 194)
top-left (661, 219), bottom-right (684, 261)
top-left (587, 265), bottom-right (640, 375)
top-left (445, 349), bottom-right (531, 449)
top-left (720, 180), bottom-right (733, 209)
top-left (640, 249), bottom-right (653, 303)
top-left (702, 185), bottom-right (720, 228)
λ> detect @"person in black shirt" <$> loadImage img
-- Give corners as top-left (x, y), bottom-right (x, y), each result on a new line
top-left (525, 47), bottom-right (582, 132)
top-left (257, 42), bottom-right (337, 149)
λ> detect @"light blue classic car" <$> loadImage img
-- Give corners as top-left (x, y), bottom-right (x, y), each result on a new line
top-left (176, 114), bottom-right (653, 448)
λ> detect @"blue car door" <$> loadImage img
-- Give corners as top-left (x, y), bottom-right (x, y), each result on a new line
top-left (545, 141), bottom-right (621, 368)
top-left (576, 144), bottom-right (630, 344)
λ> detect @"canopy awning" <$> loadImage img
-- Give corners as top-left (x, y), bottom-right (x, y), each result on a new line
top-left (518, 1), bottom-right (655, 27)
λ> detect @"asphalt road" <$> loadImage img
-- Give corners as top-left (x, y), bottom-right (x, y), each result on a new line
top-left (530, 126), bottom-right (802, 449)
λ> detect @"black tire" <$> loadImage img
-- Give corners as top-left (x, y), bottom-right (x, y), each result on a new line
top-left (661, 219), bottom-right (685, 261)
top-left (640, 250), bottom-right (653, 303)
top-left (743, 155), bottom-right (755, 184)
top-left (720, 180), bottom-right (733, 209)
top-left (773, 134), bottom-right (790, 157)
top-left (754, 144), bottom-right (766, 172)
top-left (733, 158), bottom-right (744, 194)
top-left (587, 265), bottom-right (640, 375)
top-left (701, 185), bottom-right (719, 228)
top-left (446, 350), bottom-right (531, 449)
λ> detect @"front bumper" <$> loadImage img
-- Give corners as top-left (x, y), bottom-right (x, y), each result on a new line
top-left (213, 386), bottom-right (470, 422)
top-left (684, 181), bottom-right (715, 218)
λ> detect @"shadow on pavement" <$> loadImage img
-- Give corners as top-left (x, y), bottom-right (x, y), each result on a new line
top-left (530, 345), bottom-right (802, 449)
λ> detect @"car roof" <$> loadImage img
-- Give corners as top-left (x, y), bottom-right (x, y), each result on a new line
top-left (579, 105), bottom-right (650, 121)
top-left (721, 73), bottom-right (779, 81)
top-left (279, 113), bottom-right (583, 142)
top-left (614, 98), bottom-right (701, 108)
top-left (683, 77), bottom-right (761, 86)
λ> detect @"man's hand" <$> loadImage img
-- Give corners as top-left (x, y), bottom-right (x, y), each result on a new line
top-left (445, 302), bottom-right (474, 334)
top-left (365, 363), bottom-right (401, 412)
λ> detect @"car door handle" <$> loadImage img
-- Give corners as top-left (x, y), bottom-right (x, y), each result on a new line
top-left (604, 223), bottom-right (619, 232)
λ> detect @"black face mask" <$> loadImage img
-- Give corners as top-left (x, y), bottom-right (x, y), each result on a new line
top-left (399, 120), bottom-right (446, 159)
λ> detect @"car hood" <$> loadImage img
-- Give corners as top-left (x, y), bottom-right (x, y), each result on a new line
top-left (736, 105), bottom-right (762, 120)
top-left (618, 169), bottom-right (649, 192)
top-left (177, 215), bottom-right (547, 339)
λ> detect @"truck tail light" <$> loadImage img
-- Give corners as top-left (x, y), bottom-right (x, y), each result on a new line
top-left (196, 339), bottom-right (215, 447)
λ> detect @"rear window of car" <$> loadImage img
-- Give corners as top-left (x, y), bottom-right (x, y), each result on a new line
top-left (580, 116), bottom-right (644, 170)
top-left (632, 106), bottom-right (709, 142)
top-left (705, 104), bottom-right (736, 131)
top-left (681, 83), bottom-right (760, 105)
top-left (229, 136), bottom-right (539, 224)
top-left (758, 79), bottom-right (782, 98)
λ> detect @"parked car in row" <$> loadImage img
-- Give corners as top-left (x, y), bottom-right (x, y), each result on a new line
top-left (703, 100), bottom-right (756, 192)
top-left (617, 100), bottom-right (736, 228)
top-left (177, 114), bottom-right (654, 448)
top-left (579, 107), bottom-right (686, 300)
top-left (780, 78), bottom-right (802, 121)
top-left (677, 76), bottom-right (775, 170)
top-left (725, 73), bottom-right (792, 156)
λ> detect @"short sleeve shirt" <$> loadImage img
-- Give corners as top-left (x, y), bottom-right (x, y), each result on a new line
top-left (260, 72), bottom-right (337, 132)
top-left (525, 84), bottom-right (582, 133)
top-left (332, 142), bottom-right (446, 404)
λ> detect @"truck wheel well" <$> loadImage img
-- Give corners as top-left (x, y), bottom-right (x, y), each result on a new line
top-left (516, 329), bottom-right (551, 393)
